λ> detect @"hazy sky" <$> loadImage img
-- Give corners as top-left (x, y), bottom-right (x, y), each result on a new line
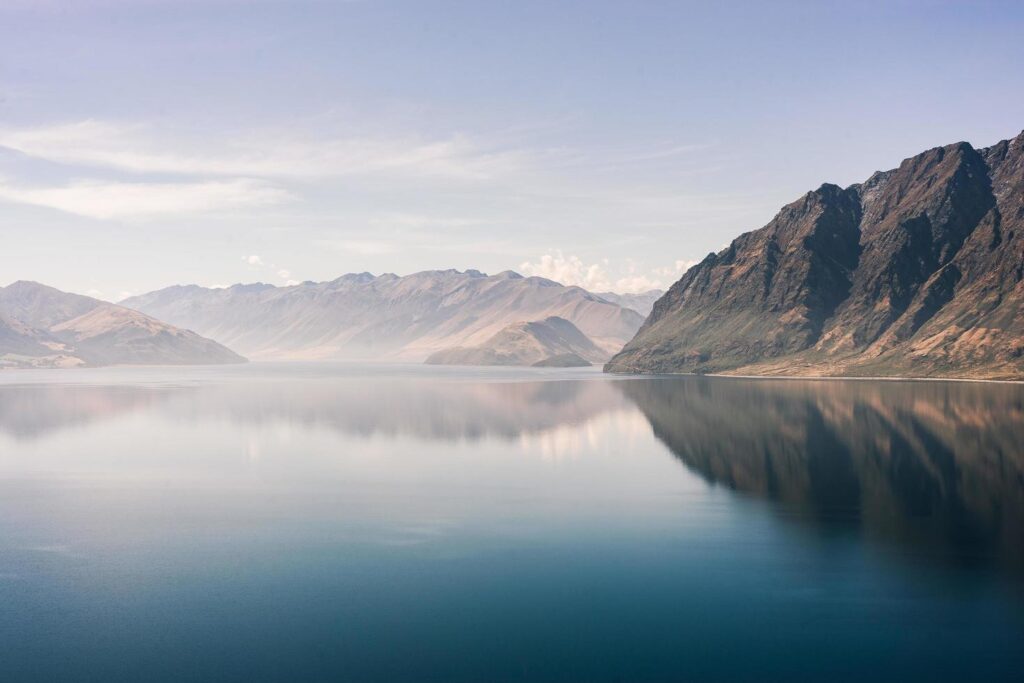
top-left (1, 0), bottom-right (1022, 299)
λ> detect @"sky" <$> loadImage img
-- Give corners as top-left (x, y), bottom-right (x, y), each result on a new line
top-left (1, 0), bottom-right (1022, 300)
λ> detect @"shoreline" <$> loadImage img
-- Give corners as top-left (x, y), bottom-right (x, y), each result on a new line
top-left (605, 367), bottom-right (1024, 385)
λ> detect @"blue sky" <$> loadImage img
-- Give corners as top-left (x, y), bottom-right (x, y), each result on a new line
top-left (1, 0), bottom-right (1022, 298)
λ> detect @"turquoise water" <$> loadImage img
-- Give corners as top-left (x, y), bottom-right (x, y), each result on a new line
top-left (0, 364), bottom-right (1022, 681)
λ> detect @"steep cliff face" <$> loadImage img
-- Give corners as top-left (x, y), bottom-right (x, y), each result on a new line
top-left (607, 131), bottom-right (1024, 380)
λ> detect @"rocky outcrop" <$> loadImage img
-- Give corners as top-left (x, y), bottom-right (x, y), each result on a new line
top-left (608, 130), bottom-right (1024, 380)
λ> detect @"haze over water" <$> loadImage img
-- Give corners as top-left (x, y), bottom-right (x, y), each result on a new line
top-left (1, 364), bottom-right (1022, 682)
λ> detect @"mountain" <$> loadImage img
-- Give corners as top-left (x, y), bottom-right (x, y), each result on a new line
top-left (0, 281), bottom-right (246, 368)
top-left (532, 353), bottom-right (591, 367)
top-left (123, 270), bottom-right (645, 362)
top-left (425, 316), bottom-right (601, 366)
top-left (608, 130), bottom-right (1024, 380)
top-left (594, 290), bottom-right (664, 316)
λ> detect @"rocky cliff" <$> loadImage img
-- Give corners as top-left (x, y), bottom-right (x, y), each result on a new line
top-left (607, 131), bottom-right (1024, 380)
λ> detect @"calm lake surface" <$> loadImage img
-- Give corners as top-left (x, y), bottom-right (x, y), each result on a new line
top-left (1, 364), bottom-right (1022, 682)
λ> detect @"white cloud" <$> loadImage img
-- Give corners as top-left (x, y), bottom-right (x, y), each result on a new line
top-left (0, 178), bottom-right (292, 219)
top-left (276, 269), bottom-right (291, 279)
top-left (519, 251), bottom-right (696, 294)
top-left (520, 252), bottom-right (613, 291)
top-left (653, 259), bottom-right (697, 278)
top-left (244, 254), bottom-right (264, 266)
top-left (0, 120), bottom-right (531, 182)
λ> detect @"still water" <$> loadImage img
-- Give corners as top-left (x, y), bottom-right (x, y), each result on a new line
top-left (1, 364), bottom-right (1022, 682)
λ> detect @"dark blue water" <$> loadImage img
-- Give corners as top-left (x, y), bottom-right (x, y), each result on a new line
top-left (0, 365), bottom-right (1022, 681)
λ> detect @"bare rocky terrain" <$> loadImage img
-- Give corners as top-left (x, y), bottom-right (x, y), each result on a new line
top-left (608, 130), bottom-right (1024, 380)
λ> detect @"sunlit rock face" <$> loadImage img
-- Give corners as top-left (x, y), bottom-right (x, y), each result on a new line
top-left (609, 131), bottom-right (1024, 380)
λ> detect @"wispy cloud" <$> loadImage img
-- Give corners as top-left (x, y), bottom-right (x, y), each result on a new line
top-left (0, 120), bottom-right (532, 181)
top-left (0, 177), bottom-right (292, 219)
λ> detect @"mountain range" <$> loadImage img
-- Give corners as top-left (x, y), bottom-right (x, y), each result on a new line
top-left (592, 290), bottom-right (663, 317)
top-left (124, 269), bottom-right (647, 362)
top-left (0, 281), bottom-right (245, 368)
top-left (608, 130), bottom-right (1024, 380)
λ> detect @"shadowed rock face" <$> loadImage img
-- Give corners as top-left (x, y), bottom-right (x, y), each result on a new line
top-left (0, 281), bottom-right (246, 368)
top-left (617, 376), bottom-right (1024, 572)
top-left (608, 131), bottom-right (1024, 379)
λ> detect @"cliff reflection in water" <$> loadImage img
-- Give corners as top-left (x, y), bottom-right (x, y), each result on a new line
top-left (618, 376), bottom-right (1024, 572)
top-left (4, 369), bottom-right (1023, 574)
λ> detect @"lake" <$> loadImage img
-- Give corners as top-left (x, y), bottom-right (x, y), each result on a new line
top-left (1, 364), bottom-right (1022, 682)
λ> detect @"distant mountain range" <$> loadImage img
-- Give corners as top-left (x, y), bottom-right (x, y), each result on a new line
top-left (0, 281), bottom-right (245, 368)
top-left (593, 290), bottom-right (663, 317)
top-left (425, 316), bottom-right (601, 367)
top-left (124, 269), bottom-right (647, 362)
top-left (609, 130), bottom-right (1024, 380)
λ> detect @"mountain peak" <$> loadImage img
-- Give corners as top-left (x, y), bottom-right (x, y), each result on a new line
top-left (608, 130), bottom-right (1024, 380)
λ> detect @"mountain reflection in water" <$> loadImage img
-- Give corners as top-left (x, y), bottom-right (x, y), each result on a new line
top-left (2, 368), bottom-right (1021, 577)
top-left (618, 376), bottom-right (1024, 574)
top-left (1, 366), bottom-right (1023, 682)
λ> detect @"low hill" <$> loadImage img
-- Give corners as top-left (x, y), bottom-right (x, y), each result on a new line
top-left (426, 316), bottom-right (603, 366)
top-left (0, 281), bottom-right (246, 368)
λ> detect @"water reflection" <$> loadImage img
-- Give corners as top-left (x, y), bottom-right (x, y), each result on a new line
top-left (2, 369), bottom-right (1024, 680)
top-left (0, 384), bottom-right (180, 440)
top-left (2, 370), bottom-right (1023, 574)
top-left (618, 376), bottom-right (1024, 572)
top-left (0, 374), bottom-right (628, 443)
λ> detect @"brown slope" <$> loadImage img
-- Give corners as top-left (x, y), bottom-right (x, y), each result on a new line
top-left (608, 130), bottom-right (1024, 380)
top-left (425, 316), bottom-right (603, 366)
top-left (0, 281), bottom-right (246, 368)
